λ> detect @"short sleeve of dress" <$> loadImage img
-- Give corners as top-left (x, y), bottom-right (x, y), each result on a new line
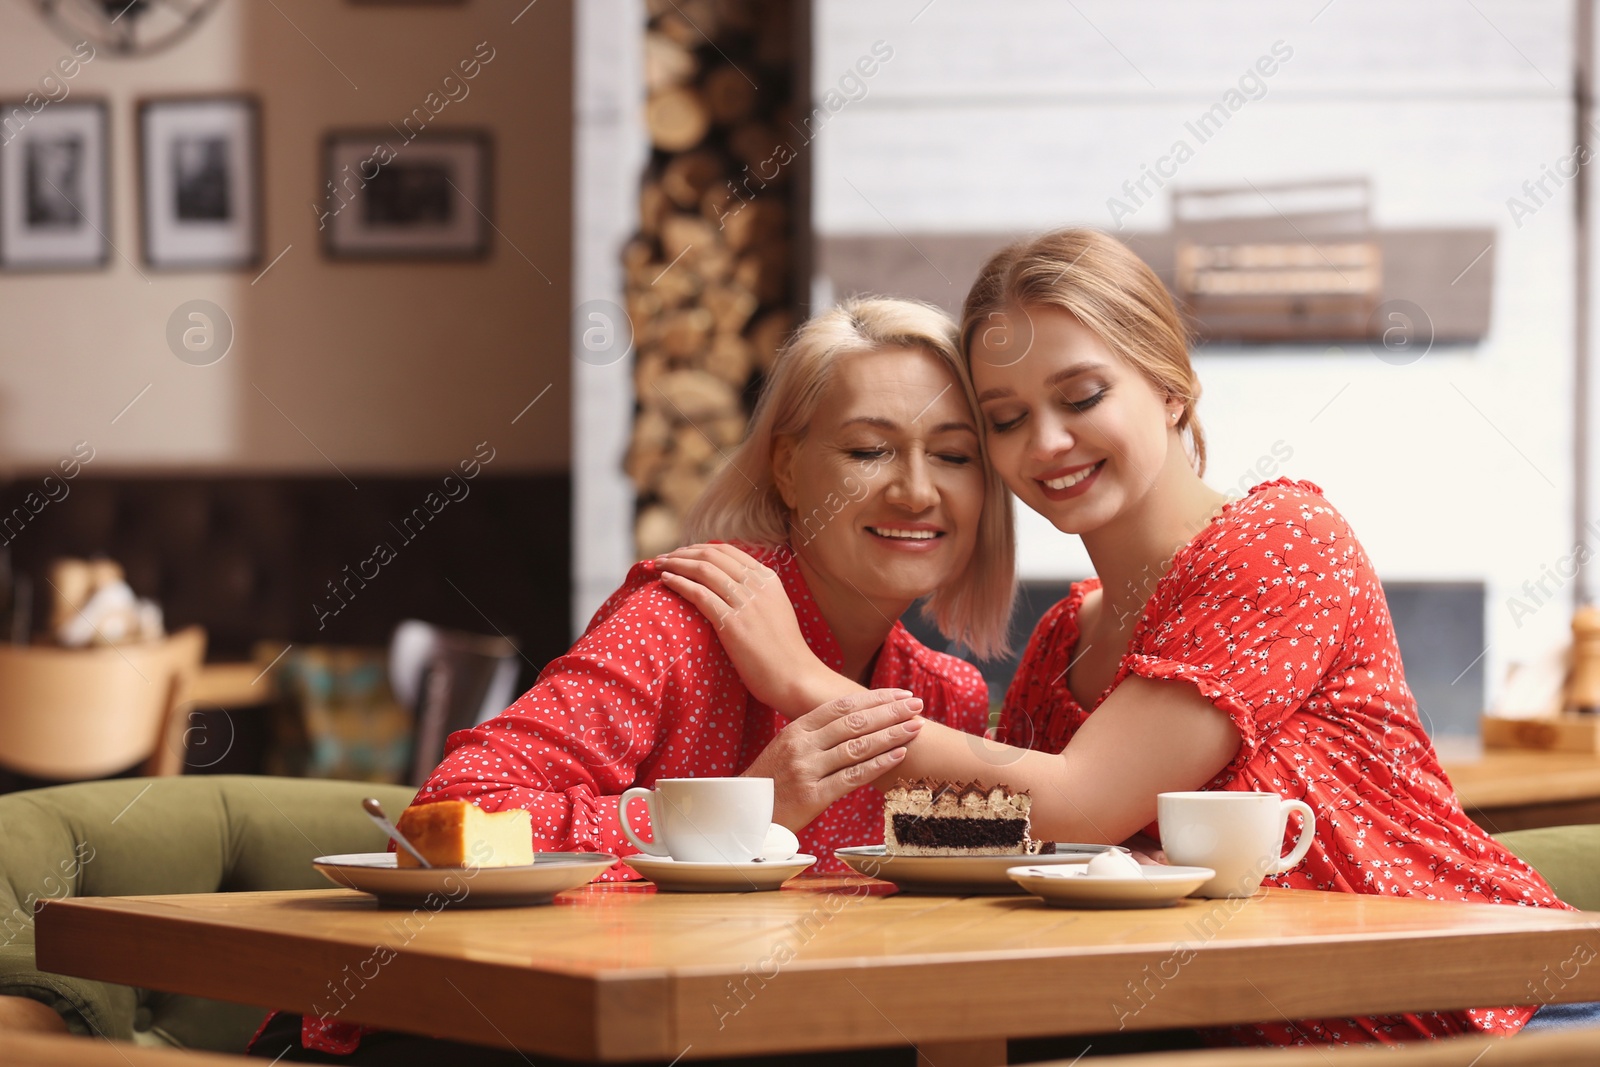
top-left (1118, 484), bottom-right (1355, 780)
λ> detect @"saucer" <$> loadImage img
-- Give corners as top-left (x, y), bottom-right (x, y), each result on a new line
top-left (833, 844), bottom-right (1119, 895)
top-left (622, 853), bottom-right (817, 892)
top-left (313, 852), bottom-right (616, 908)
top-left (1006, 864), bottom-right (1217, 909)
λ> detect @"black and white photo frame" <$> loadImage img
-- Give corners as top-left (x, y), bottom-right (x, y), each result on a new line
top-left (139, 95), bottom-right (261, 269)
top-left (320, 129), bottom-right (491, 260)
top-left (0, 99), bottom-right (109, 270)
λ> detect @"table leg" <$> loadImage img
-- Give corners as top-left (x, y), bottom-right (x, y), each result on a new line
top-left (915, 1038), bottom-right (1007, 1067)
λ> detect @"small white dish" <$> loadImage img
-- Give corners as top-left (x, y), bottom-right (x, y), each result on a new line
top-left (1007, 863), bottom-right (1217, 909)
top-left (833, 844), bottom-right (1121, 895)
top-left (313, 851), bottom-right (616, 908)
top-left (622, 853), bottom-right (817, 892)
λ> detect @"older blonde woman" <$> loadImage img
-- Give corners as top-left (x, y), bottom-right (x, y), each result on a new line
top-left (255, 295), bottom-right (1014, 1060)
top-left (414, 294), bottom-right (1012, 852)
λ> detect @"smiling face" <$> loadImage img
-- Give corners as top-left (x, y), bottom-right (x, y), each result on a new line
top-left (970, 304), bottom-right (1183, 534)
top-left (773, 345), bottom-right (984, 612)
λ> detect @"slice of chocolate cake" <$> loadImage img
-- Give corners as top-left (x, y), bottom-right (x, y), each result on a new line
top-left (882, 779), bottom-right (1052, 856)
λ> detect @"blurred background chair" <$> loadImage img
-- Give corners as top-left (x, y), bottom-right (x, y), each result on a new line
top-left (0, 774), bottom-right (415, 1050)
top-left (389, 620), bottom-right (521, 786)
top-left (0, 627), bottom-right (205, 791)
top-left (268, 646), bottom-right (412, 784)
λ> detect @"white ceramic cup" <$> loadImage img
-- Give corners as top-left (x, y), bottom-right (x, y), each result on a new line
top-left (1157, 791), bottom-right (1316, 898)
top-left (619, 777), bottom-right (776, 863)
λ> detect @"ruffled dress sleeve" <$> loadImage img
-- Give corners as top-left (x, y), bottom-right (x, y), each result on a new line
top-left (1117, 484), bottom-right (1355, 785)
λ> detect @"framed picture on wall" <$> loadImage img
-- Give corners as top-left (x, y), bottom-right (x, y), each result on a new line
top-left (139, 95), bottom-right (261, 269)
top-left (0, 100), bottom-right (109, 270)
top-left (321, 130), bottom-right (491, 260)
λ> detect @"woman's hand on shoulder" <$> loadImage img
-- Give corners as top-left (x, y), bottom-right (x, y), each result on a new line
top-left (744, 688), bottom-right (925, 831)
top-left (655, 543), bottom-right (840, 718)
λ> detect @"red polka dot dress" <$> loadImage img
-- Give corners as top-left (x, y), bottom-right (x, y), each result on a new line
top-left (277, 544), bottom-right (989, 1056)
top-left (1000, 479), bottom-right (1570, 1047)
top-left (415, 543), bottom-right (988, 869)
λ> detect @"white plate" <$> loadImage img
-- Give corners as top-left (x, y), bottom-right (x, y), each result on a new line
top-left (1007, 864), bottom-right (1217, 909)
top-left (313, 851), bottom-right (616, 907)
top-left (832, 844), bottom-right (1122, 894)
top-left (622, 853), bottom-right (817, 892)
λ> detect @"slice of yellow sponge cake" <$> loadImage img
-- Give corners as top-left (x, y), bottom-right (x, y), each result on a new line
top-left (395, 801), bottom-right (534, 868)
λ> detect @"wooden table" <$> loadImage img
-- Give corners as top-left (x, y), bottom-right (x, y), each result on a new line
top-left (191, 662), bottom-right (273, 708)
top-left (36, 877), bottom-right (1600, 1066)
top-left (1441, 748), bottom-right (1600, 831)
top-left (192, 648), bottom-right (289, 709)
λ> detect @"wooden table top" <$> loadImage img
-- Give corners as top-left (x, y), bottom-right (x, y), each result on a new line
top-left (36, 877), bottom-right (1600, 1063)
top-left (192, 660), bottom-right (276, 708)
top-left (1440, 748), bottom-right (1600, 808)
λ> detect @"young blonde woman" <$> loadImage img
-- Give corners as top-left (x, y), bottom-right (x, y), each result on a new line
top-left (250, 296), bottom-right (1014, 1063)
top-left (658, 230), bottom-right (1583, 1048)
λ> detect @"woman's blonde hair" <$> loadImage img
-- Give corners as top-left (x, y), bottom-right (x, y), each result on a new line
top-left (960, 228), bottom-right (1208, 476)
top-left (686, 296), bottom-right (1015, 658)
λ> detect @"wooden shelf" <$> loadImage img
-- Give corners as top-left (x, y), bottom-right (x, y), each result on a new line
top-left (1482, 712), bottom-right (1600, 754)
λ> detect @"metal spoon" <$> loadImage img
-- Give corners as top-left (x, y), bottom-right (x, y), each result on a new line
top-left (362, 797), bottom-right (432, 869)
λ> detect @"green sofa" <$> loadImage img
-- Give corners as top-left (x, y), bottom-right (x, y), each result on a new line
top-left (1495, 824), bottom-right (1600, 912)
top-left (0, 775), bottom-right (414, 1052)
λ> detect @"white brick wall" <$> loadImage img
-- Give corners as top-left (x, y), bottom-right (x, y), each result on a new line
top-left (573, 0), bottom-right (647, 634)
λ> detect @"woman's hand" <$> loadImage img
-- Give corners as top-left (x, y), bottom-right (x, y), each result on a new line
top-left (655, 544), bottom-right (846, 718)
top-left (743, 688), bottom-right (925, 831)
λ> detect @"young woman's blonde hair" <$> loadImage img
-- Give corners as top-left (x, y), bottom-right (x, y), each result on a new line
top-left (686, 296), bottom-right (1015, 658)
top-left (960, 228), bottom-right (1208, 476)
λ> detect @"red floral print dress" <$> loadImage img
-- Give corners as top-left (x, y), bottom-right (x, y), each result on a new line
top-left (1000, 479), bottom-right (1570, 1047)
top-left (279, 544), bottom-right (988, 1056)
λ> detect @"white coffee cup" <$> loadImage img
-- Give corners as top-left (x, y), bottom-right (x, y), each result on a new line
top-left (620, 777), bottom-right (781, 863)
top-left (1157, 791), bottom-right (1315, 899)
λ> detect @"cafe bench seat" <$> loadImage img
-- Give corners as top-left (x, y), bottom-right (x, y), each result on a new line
top-left (1494, 824), bottom-right (1600, 911)
top-left (0, 775), bottom-right (414, 1052)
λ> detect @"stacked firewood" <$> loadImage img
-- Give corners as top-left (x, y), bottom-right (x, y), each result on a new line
top-left (625, 0), bottom-right (799, 558)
